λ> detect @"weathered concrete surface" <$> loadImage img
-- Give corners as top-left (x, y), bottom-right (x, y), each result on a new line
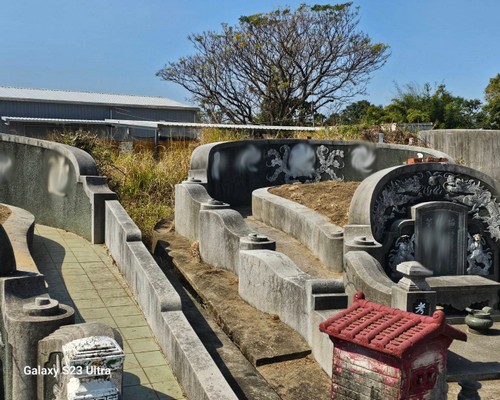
top-left (105, 200), bottom-right (182, 314)
top-left (199, 208), bottom-right (275, 274)
top-left (174, 182), bottom-right (229, 242)
top-left (239, 250), bottom-right (312, 341)
top-left (245, 215), bottom-right (341, 279)
top-left (448, 322), bottom-right (500, 381)
top-left (252, 187), bottom-right (344, 272)
top-left (154, 228), bottom-right (334, 399)
top-left (154, 230), bottom-right (311, 367)
top-left (1, 275), bottom-right (75, 400)
top-left (0, 133), bottom-right (116, 243)
top-left (105, 200), bottom-right (238, 400)
top-left (309, 310), bottom-right (336, 377)
top-left (343, 251), bottom-right (394, 305)
top-left (419, 129), bottom-right (500, 182)
top-left (155, 247), bottom-right (281, 400)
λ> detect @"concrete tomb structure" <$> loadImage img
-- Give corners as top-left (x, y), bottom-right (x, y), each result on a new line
top-left (174, 138), bottom-right (475, 383)
top-left (320, 292), bottom-right (467, 400)
top-left (345, 162), bottom-right (500, 312)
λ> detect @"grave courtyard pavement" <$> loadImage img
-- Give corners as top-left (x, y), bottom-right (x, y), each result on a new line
top-left (31, 224), bottom-right (186, 400)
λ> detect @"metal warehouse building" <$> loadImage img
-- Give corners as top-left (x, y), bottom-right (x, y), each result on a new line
top-left (0, 86), bottom-right (198, 139)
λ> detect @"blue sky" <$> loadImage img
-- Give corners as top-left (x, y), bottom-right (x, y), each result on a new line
top-left (1, 1), bottom-right (499, 111)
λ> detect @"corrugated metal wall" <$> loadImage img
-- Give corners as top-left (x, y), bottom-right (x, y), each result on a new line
top-left (0, 100), bottom-right (196, 122)
top-left (0, 100), bottom-right (197, 138)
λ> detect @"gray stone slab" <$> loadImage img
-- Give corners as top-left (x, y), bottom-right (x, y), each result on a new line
top-left (154, 230), bottom-right (312, 367)
top-left (447, 322), bottom-right (500, 381)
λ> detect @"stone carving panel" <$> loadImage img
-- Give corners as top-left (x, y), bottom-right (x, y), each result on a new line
top-left (467, 233), bottom-right (492, 276)
top-left (266, 143), bottom-right (345, 183)
top-left (388, 234), bottom-right (415, 273)
top-left (372, 171), bottom-right (500, 243)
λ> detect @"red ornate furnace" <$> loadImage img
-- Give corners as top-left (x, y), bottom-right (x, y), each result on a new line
top-left (319, 292), bottom-right (467, 400)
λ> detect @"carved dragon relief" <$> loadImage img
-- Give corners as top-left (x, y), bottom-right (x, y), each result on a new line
top-left (372, 171), bottom-right (500, 243)
top-left (266, 144), bottom-right (345, 183)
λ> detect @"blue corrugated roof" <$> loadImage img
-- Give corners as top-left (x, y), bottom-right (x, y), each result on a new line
top-left (0, 86), bottom-right (197, 110)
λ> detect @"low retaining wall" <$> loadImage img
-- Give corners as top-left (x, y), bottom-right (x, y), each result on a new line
top-left (199, 208), bottom-right (275, 274)
top-left (189, 139), bottom-right (452, 206)
top-left (239, 250), bottom-right (312, 341)
top-left (419, 129), bottom-right (500, 182)
top-left (252, 187), bottom-right (344, 272)
top-left (175, 181), bottom-right (230, 242)
top-left (343, 251), bottom-right (394, 305)
top-left (0, 134), bottom-right (116, 243)
top-left (175, 182), bottom-right (347, 376)
top-left (105, 200), bottom-right (238, 400)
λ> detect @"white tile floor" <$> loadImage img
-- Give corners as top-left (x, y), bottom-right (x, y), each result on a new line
top-left (32, 224), bottom-right (186, 400)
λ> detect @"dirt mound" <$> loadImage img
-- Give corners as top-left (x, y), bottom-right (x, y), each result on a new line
top-left (269, 181), bottom-right (360, 227)
top-left (0, 205), bottom-right (11, 225)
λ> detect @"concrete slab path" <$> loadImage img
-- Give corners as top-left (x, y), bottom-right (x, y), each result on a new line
top-left (31, 224), bottom-right (186, 400)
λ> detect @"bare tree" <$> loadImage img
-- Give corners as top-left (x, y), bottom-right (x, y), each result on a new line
top-left (157, 3), bottom-right (390, 125)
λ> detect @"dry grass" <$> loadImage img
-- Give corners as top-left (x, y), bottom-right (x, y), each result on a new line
top-left (50, 128), bottom-right (246, 247)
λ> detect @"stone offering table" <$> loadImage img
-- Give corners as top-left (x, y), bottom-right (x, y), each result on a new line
top-left (427, 275), bottom-right (500, 311)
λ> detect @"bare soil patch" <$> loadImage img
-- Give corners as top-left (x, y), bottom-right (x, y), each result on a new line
top-left (153, 226), bottom-right (330, 399)
top-left (269, 181), bottom-right (360, 227)
top-left (0, 205), bottom-right (11, 225)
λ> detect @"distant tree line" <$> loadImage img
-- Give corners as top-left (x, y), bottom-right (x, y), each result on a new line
top-left (326, 75), bottom-right (500, 129)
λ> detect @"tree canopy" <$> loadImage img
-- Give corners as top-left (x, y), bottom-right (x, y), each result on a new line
top-left (157, 3), bottom-right (389, 125)
top-left (483, 73), bottom-right (500, 129)
top-left (328, 82), bottom-right (485, 129)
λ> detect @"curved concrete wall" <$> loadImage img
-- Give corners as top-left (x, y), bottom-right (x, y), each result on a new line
top-left (189, 139), bottom-right (452, 206)
top-left (105, 200), bottom-right (238, 400)
top-left (0, 134), bottom-right (116, 242)
top-left (252, 187), bottom-right (344, 272)
top-left (419, 129), bottom-right (500, 182)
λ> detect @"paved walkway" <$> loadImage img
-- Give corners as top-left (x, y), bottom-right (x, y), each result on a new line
top-left (31, 224), bottom-right (186, 400)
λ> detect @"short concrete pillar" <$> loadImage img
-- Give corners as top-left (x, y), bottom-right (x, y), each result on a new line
top-left (391, 261), bottom-right (437, 316)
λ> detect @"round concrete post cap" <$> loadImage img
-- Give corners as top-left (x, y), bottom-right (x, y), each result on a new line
top-left (247, 233), bottom-right (269, 242)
